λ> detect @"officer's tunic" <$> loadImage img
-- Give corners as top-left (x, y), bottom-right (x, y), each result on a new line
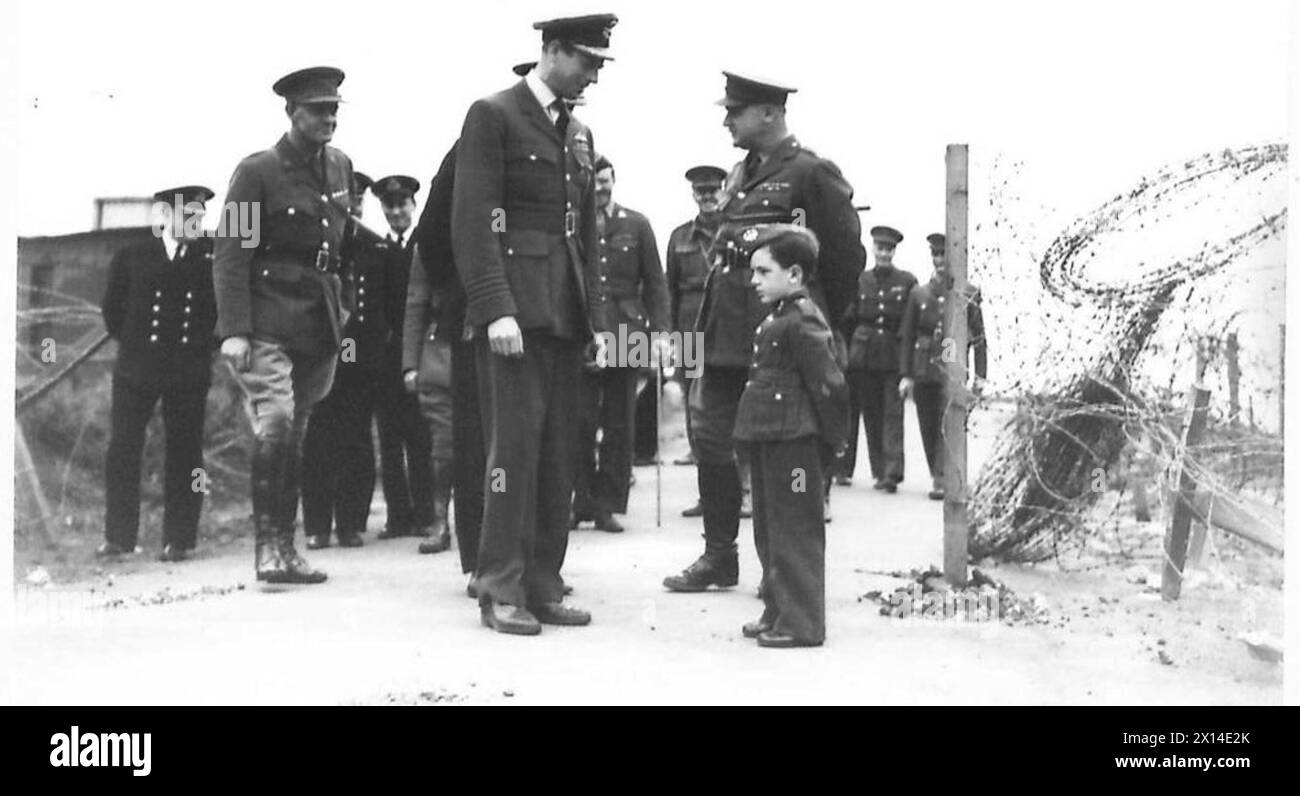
top-left (843, 264), bottom-right (918, 484)
top-left (101, 235), bottom-right (217, 550)
top-left (733, 288), bottom-right (848, 643)
top-left (898, 277), bottom-right (987, 484)
top-left (451, 76), bottom-right (598, 608)
top-left (574, 203), bottom-right (668, 516)
top-left (300, 220), bottom-right (394, 539)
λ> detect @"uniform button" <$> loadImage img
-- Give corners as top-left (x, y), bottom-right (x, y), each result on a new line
top-left (921, 303), bottom-right (927, 310)
top-left (154, 289), bottom-right (162, 298)
top-left (528, 153), bottom-right (538, 161)
top-left (600, 275), bottom-right (607, 282)
top-left (320, 194), bottom-right (329, 202)
top-left (600, 238), bottom-right (606, 245)
top-left (186, 291), bottom-right (193, 299)
top-left (360, 275), bottom-right (366, 283)
top-left (878, 303), bottom-right (885, 310)
top-left (737, 191), bottom-right (746, 199)
top-left (151, 319), bottom-right (159, 327)
top-left (359, 288), bottom-right (366, 295)
top-left (774, 392), bottom-right (782, 401)
top-left (761, 199), bottom-right (769, 206)
top-left (182, 321), bottom-right (189, 329)
top-left (566, 174), bottom-right (571, 181)
top-left (149, 334), bottom-right (158, 342)
top-left (287, 207), bottom-right (296, 215)
top-left (322, 242), bottom-right (330, 251)
top-left (938, 295), bottom-right (946, 302)
top-left (184, 306), bottom-right (192, 314)
top-left (600, 257), bottom-right (607, 263)
top-left (321, 219), bottom-right (329, 228)
top-left (358, 314), bottom-right (366, 322)
top-left (566, 202), bottom-right (572, 210)
top-left (152, 304), bottom-right (160, 312)
top-left (181, 336), bottom-right (189, 344)
top-left (262, 269), bottom-right (270, 277)
top-left (506, 248), bottom-right (514, 256)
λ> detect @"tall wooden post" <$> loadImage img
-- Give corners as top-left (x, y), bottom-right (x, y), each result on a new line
top-left (943, 144), bottom-right (970, 587)
top-left (1226, 332), bottom-right (1240, 424)
top-left (1162, 384), bottom-right (1211, 600)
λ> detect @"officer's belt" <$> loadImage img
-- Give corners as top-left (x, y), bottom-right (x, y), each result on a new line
top-left (258, 242), bottom-right (342, 273)
top-left (746, 371), bottom-right (804, 390)
top-left (505, 209), bottom-right (578, 236)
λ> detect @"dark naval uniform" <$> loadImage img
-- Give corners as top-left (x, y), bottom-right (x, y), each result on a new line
top-left (451, 58), bottom-right (601, 620)
top-left (843, 260), bottom-right (917, 487)
top-left (666, 73), bottom-right (864, 592)
top-left (213, 67), bottom-right (354, 583)
top-left (101, 206), bottom-right (217, 558)
top-left (735, 283), bottom-right (848, 646)
top-left (300, 201), bottom-right (394, 547)
top-left (574, 202), bottom-right (668, 523)
top-left (899, 275), bottom-right (987, 492)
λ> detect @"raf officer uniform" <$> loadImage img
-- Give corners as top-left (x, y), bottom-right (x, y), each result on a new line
top-left (451, 15), bottom-right (615, 633)
top-left (100, 185), bottom-right (218, 561)
top-left (899, 232), bottom-right (988, 499)
top-left (213, 67), bottom-right (354, 584)
top-left (664, 72), bottom-right (865, 593)
top-left (843, 225), bottom-right (917, 492)
top-left (300, 172), bottom-right (390, 548)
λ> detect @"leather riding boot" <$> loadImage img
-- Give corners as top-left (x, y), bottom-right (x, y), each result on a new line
top-left (275, 433), bottom-right (327, 584)
top-left (663, 461), bottom-right (740, 592)
top-left (418, 459), bottom-right (453, 554)
top-left (252, 438), bottom-right (287, 582)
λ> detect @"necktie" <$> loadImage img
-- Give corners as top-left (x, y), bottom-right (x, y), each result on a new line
top-left (553, 100), bottom-right (570, 136)
top-left (395, 232), bottom-right (404, 248)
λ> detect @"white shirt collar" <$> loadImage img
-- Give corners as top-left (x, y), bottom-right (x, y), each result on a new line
top-left (387, 227), bottom-right (409, 245)
top-left (525, 68), bottom-right (561, 122)
top-left (161, 228), bottom-right (180, 260)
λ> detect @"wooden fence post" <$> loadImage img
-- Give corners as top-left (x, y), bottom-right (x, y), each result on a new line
top-left (943, 143), bottom-right (970, 588)
top-left (1162, 384), bottom-right (1212, 600)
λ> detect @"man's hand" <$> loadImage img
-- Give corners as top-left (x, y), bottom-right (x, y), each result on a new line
top-left (487, 315), bottom-right (524, 357)
top-left (650, 337), bottom-right (674, 369)
top-left (403, 369), bottom-right (420, 394)
top-left (898, 377), bottom-right (915, 401)
top-left (221, 335), bottom-right (252, 372)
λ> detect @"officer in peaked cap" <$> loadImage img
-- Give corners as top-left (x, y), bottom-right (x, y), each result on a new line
top-left (662, 70), bottom-right (866, 593)
top-left (450, 13), bottom-right (617, 635)
top-left (842, 224), bottom-right (918, 493)
top-left (213, 65), bottom-right (355, 584)
top-left (898, 232), bottom-right (987, 500)
top-left (99, 184), bottom-right (218, 561)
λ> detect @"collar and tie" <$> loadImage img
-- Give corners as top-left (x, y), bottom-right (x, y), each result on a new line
top-left (552, 99), bottom-right (570, 136)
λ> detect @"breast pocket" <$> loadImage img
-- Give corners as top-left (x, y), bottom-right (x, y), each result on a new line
top-left (505, 146), bottom-right (558, 204)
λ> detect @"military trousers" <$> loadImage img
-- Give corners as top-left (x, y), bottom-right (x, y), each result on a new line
top-left (450, 338), bottom-right (484, 575)
top-left (376, 361), bottom-right (435, 534)
top-left (851, 368), bottom-right (905, 484)
top-left (474, 333), bottom-right (583, 607)
top-left (687, 365), bottom-right (748, 557)
top-left (300, 362), bottom-right (380, 539)
top-left (913, 380), bottom-right (945, 486)
top-left (836, 376), bottom-right (864, 479)
top-left (746, 435), bottom-right (826, 644)
top-left (633, 370), bottom-right (660, 460)
top-left (104, 372), bottom-right (210, 550)
top-left (574, 365), bottom-right (636, 516)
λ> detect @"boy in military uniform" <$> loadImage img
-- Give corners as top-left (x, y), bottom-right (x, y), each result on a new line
top-left (214, 66), bottom-right (355, 584)
top-left (663, 72), bottom-right (865, 593)
top-left (99, 185), bottom-right (218, 562)
top-left (842, 226), bottom-right (917, 493)
top-left (898, 232), bottom-right (987, 499)
top-left (735, 224), bottom-right (848, 648)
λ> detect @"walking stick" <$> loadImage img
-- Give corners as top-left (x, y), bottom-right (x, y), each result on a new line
top-left (655, 363), bottom-right (663, 528)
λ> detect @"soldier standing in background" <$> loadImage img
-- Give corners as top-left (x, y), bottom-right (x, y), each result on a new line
top-left (572, 154), bottom-right (670, 534)
top-left (663, 71), bottom-right (865, 593)
top-left (374, 176), bottom-right (438, 541)
top-left (898, 232), bottom-right (987, 500)
top-left (665, 164), bottom-right (727, 517)
top-left (214, 67), bottom-right (355, 584)
top-left (300, 171), bottom-right (386, 550)
top-left (842, 225), bottom-right (917, 494)
top-left (452, 14), bottom-right (616, 634)
top-left (99, 185), bottom-right (218, 562)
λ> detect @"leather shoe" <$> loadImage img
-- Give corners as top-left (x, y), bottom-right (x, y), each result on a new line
top-left (418, 529), bottom-right (451, 554)
top-left (673, 451), bottom-right (697, 466)
top-left (531, 601), bottom-right (591, 626)
top-left (593, 510), bottom-right (624, 533)
top-left (663, 555), bottom-right (739, 592)
top-left (338, 530), bottom-right (364, 548)
top-left (306, 534), bottom-right (331, 550)
top-left (756, 631), bottom-right (822, 648)
top-left (157, 544), bottom-right (190, 563)
top-left (479, 601), bottom-right (542, 636)
top-left (742, 615), bottom-right (775, 639)
top-left (376, 525), bottom-right (410, 540)
top-left (680, 501), bottom-right (704, 518)
top-left (835, 474), bottom-right (852, 486)
top-left (928, 488), bottom-right (945, 500)
top-left (96, 541), bottom-right (137, 557)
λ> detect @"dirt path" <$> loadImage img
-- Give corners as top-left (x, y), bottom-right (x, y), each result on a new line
top-left (4, 404), bottom-right (1283, 705)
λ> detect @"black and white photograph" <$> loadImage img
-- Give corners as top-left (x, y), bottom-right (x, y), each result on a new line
top-left (2, 0), bottom-right (1295, 719)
